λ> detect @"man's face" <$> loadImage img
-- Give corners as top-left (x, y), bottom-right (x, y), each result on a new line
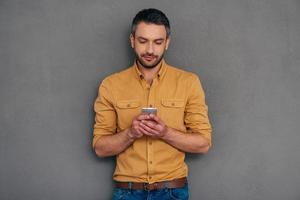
top-left (130, 22), bottom-right (170, 69)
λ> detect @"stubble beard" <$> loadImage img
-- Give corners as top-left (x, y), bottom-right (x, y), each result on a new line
top-left (135, 52), bottom-right (165, 69)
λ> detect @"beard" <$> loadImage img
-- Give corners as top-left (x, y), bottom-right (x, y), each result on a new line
top-left (135, 52), bottom-right (165, 69)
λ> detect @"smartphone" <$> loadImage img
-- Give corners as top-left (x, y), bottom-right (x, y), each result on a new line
top-left (141, 107), bottom-right (157, 115)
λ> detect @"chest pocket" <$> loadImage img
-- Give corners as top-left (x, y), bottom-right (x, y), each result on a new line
top-left (161, 99), bottom-right (185, 108)
top-left (160, 99), bottom-right (185, 130)
top-left (116, 100), bottom-right (140, 109)
top-left (116, 100), bottom-right (141, 130)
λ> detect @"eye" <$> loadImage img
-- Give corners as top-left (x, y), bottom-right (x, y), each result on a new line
top-left (138, 39), bottom-right (147, 44)
top-left (155, 40), bottom-right (164, 45)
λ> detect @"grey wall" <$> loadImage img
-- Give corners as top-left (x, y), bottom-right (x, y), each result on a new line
top-left (1, 0), bottom-right (300, 199)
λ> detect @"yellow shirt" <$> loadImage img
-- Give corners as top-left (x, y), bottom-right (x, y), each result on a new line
top-left (93, 59), bottom-right (212, 183)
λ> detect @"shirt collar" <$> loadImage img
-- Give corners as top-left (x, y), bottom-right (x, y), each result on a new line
top-left (133, 59), bottom-right (168, 81)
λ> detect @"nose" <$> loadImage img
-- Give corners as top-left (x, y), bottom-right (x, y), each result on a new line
top-left (146, 42), bottom-right (154, 54)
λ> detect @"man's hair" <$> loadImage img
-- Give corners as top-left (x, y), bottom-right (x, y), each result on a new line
top-left (131, 8), bottom-right (170, 37)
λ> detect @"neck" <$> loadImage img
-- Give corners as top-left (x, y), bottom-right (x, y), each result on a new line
top-left (137, 60), bottom-right (162, 84)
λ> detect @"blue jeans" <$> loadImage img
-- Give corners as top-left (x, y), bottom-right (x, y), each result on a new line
top-left (112, 183), bottom-right (189, 200)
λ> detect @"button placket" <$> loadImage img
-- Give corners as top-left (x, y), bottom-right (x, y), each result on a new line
top-left (145, 79), bottom-right (157, 182)
top-left (147, 136), bottom-right (154, 181)
top-left (147, 82), bottom-right (155, 110)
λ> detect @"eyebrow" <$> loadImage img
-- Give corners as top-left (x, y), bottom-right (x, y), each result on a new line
top-left (137, 36), bottom-right (165, 41)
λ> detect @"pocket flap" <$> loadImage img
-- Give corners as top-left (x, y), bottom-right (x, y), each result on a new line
top-left (161, 99), bottom-right (184, 108)
top-left (116, 100), bottom-right (140, 109)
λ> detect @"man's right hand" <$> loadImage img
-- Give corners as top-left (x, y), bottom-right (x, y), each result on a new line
top-left (128, 114), bottom-right (151, 140)
top-left (94, 114), bottom-right (155, 157)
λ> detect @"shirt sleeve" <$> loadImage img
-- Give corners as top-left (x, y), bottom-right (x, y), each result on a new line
top-left (184, 74), bottom-right (212, 146)
top-left (92, 79), bottom-right (117, 149)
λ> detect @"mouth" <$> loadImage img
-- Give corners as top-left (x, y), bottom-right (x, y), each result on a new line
top-left (143, 55), bottom-right (156, 62)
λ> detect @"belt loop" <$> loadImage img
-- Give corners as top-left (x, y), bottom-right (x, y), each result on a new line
top-left (128, 182), bottom-right (132, 190)
top-left (164, 181), bottom-right (168, 188)
top-left (143, 183), bottom-right (148, 191)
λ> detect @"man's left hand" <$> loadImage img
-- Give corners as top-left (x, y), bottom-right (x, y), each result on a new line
top-left (139, 114), bottom-right (169, 138)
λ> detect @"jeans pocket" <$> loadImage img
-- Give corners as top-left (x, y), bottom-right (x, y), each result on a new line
top-left (169, 184), bottom-right (189, 200)
top-left (112, 188), bottom-right (129, 200)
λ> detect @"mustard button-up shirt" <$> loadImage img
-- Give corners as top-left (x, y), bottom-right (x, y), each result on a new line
top-left (93, 60), bottom-right (212, 183)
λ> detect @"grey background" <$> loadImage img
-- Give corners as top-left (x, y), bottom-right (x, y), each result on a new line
top-left (1, 0), bottom-right (300, 199)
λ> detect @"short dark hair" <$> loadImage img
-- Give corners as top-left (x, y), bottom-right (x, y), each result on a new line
top-left (131, 8), bottom-right (170, 37)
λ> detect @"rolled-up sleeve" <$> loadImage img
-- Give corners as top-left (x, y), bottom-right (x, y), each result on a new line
top-left (93, 79), bottom-right (116, 149)
top-left (184, 75), bottom-right (212, 146)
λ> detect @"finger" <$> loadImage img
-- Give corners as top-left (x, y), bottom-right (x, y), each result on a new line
top-left (140, 122), bottom-right (154, 132)
top-left (141, 120), bottom-right (160, 132)
top-left (136, 114), bottom-right (151, 121)
top-left (141, 120), bottom-right (157, 128)
top-left (149, 114), bottom-right (163, 124)
top-left (144, 121), bottom-right (162, 133)
top-left (140, 122), bottom-right (160, 135)
top-left (138, 126), bottom-right (152, 136)
top-left (139, 124), bottom-right (156, 136)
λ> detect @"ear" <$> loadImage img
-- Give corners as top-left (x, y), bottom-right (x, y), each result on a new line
top-left (165, 36), bottom-right (171, 50)
top-left (130, 34), bottom-right (135, 48)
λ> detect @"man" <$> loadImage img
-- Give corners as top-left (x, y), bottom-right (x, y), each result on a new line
top-left (93, 8), bottom-right (212, 200)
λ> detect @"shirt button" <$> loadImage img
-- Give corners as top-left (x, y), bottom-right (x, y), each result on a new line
top-left (149, 104), bottom-right (152, 107)
top-left (172, 103), bottom-right (175, 106)
top-left (149, 161), bottom-right (152, 164)
top-left (149, 176), bottom-right (152, 179)
top-left (127, 104), bottom-right (130, 107)
top-left (149, 141), bottom-right (152, 145)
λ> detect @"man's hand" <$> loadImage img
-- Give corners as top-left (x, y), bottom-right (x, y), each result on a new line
top-left (128, 114), bottom-right (152, 140)
top-left (139, 114), bottom-right (210, 153)
top-left (139, 114), bottom-right (169, 138)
